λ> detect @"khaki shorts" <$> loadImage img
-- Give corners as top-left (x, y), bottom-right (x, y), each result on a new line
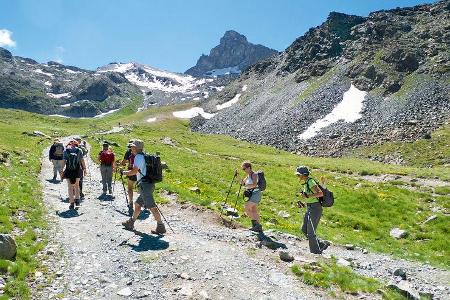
top-left (135, 181), bottom-right (156, 208)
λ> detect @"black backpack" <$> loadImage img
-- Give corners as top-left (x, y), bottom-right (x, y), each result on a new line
top-left (256, 171), bottom-right (266, 191)
top-left (139, 153), bottom-right (163, 183)
top-left (306, 178), bottom-right (334, 207)
top-left (66, 148), bottom-right (81, 171)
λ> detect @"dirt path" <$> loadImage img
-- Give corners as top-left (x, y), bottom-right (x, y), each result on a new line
top-left (33, 144), bottom-right (450, 300)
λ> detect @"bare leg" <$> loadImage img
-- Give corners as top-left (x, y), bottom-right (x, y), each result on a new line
top-left (127, 180), bottom-right (134, 205)
top-left (149, 207), bottom-right (162, 222)
top-left (67, 181), bottom-right (75, 203)
top-left (131, 203), bottom-right (142, 221)
top-left (74, 178), bottom-right (81, 199)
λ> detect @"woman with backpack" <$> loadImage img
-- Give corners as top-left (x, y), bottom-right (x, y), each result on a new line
top-left (49, 138), bottom-right (65, 181)
top-left (61, 140), bottom-right (86, 209)
top-left (236, 161), bottom-right (263, 233)
top-left (295, 166), bottom-right (329, 254)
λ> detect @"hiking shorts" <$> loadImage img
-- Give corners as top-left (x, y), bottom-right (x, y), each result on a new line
top-left (136, 181), bottom-right (156, 209)
top-left (246, 189), bottom-right (261, 204)
top-left (64, 168), bottom-right (82, 180)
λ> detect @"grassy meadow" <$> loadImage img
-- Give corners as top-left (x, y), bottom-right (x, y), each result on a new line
top-left (0, 104), bottom-right (449, 299)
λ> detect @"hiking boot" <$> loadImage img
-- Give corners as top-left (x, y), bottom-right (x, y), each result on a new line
top-left (80, 193), bottom-right (85, 200)
top-left (52, 175), bottom-right (57, 181)
top-left (69, 203), bottom-right (75, 210)
top-left (108, 189), bottom-right (112, 195)
top-left (320, 240), bottom-right (330, 251)
top-left (151, 222), bottom-right (166, 235)
top-left (122, 218), bottom-right (135, 230)
top-left (75, 199), bottom-right (81, 206)
top-left (250, 223), bottom-right (263, 233)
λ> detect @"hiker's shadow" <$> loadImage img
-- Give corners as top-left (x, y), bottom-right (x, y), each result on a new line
top-left (257, 232), bottom-right (287, 250)
top-left (98, 194), bottom-right (115, 202)
top-left (57, 209), bottom-right (83, 218)
top-left (127, 230), bottom-right (169, 252)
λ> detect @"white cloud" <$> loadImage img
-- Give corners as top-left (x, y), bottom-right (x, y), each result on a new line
top-left (0, 29), bottom-right (16, 47)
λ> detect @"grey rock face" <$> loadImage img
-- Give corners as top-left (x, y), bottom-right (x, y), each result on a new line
top-left (185, 30), bottom-right (277, 77)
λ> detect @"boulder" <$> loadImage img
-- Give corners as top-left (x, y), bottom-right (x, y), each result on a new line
top-left (390, 228), bottom-right (408, 239)
top-left (393, 268), bottom-right (407, 280)
top-left (387, 280), bottom-right (420, 300)
top-left (0, 234), bottom-right (17, 260)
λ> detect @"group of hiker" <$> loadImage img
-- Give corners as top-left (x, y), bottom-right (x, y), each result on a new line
top-left (49, 137), bottom-right (332, 254)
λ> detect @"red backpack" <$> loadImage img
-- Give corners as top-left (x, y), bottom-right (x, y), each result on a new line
top-left (99, 150), bottom-right (115, 165)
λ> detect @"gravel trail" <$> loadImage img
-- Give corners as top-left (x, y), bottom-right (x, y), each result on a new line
top-left (33, 145), bottom-right (450, 300)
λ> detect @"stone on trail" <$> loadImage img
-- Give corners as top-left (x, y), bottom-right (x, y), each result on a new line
top-left (0, 234), bottom-right (17, 260)
top-left (279, 251), bottom-right (294, 262)
top-left (179, 286), bottom-right (193, 297)
top-left (199, 290), bottom-right (210, 299)
top-left (394, 268), bottom-right (407, 280)
top-left (390, 227), bottom-right (408, 239)
top-left (344, 244), bottom-right (355, 250)
top-left (117, 287), bottom-right (133, 297)
top-left (387, 280), bottom-right (420, 300)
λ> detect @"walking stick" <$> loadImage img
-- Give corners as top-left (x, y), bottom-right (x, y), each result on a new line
top-left (112, 167), bottom-right (119, 196)
top-left (119, 173), bottom-right (128, 205)
top-left (223, 171), bottom-right (237, 207)
top-left (233, 184), bottom-right (242, 211)
top-left (155, 204), bottom-right (175, 234)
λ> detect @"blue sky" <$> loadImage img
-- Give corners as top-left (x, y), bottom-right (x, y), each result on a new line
top-left (0, 0), bottom-right (433, 73)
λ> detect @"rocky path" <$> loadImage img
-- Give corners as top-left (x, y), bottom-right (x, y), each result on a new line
top-left (33, 145), bottom-right (450, 300)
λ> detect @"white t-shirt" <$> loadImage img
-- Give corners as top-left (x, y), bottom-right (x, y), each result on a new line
top-left (133, 153), bottom-right (147, 181)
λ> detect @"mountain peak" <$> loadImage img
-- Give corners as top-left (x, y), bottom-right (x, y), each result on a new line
top-left (185, 31), bottom-right (277, 77)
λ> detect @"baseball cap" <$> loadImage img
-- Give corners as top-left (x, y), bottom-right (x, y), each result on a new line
top-left (129, 139), bottom-right (144, 149)
top-left (295, 166), bottom-right (310, 176)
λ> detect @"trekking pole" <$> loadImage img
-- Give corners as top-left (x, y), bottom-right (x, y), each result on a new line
top-left (233, 184), bottom-right (242, 211)
top-left (120, 173), bottom-right (128, 205)
top-left (112, 168), bottom-right (117, 195)
top-left (155, 204), bottom-right (175, 234)
top-left (223, 171), bottom-right (237, 207)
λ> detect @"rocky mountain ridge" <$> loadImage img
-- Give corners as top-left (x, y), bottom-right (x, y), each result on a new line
top-left (185, 30), bottom-right (277, 77)
top-left (194, 0), bottom-right (450, 158)
top-left (0, 50), bottom-right (224, 117)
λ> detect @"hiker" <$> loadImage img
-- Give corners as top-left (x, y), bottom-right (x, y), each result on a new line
top-left (49, 138), bottom-right (65, 181)
top-left (61, 140), bottom-right (86, 209)
top-left (236, 161), bottom-right (263, 232)
top-left (74, 136), bottom-right (88, 199)
top-left (121, 140), bottom-right (137, 209)
top-left (98, 142), bottom-right (115, 195)
top-left (121, 139), bottom-right (166, 234)
top-left (295, 166), bottom-right (329, 254)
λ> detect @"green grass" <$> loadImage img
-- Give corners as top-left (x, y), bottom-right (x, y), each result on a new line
top-left (350, 122), bottom-right (450, 169)
top-left (0, 103), bottom-right (449, 298)
top-left (291, 258), bottom-right (405, 298)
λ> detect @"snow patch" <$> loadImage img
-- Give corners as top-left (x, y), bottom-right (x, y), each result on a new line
top-left (48, 114), bottom-right (69, 118)
top-left (93, 108), bottom-right (120, 118)
top-left (173, 107), bottom-right (215, 119)
top-left (205, 66), bottom-right (240, 77)
top-left (60, 103), bottom-right (71, 108)
top-left (298, 84), bottom-right (367, 140)
top-left (216, 93), bottom-right (241, 111)
top-left (242, 85), bottom-right (248, 92)
top-left (65, 69), bottom-right (80, 74)
top-left (47, 92), bottom-right (71, 99)
top-left (44, 81), bottom-right (52, 86)
top-left (34, 69), bottom-right (54, 78)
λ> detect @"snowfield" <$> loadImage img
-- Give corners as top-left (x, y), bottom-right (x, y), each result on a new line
top-left (173, 107), bottom-right (215, 119)
top-left (298, 84), bottom-right (367, 140)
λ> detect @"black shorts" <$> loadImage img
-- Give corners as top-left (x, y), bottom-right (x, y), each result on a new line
top-left (127, 175), bottom-right (137, 182)
top-left (64, 168), bottom-right (82, 183)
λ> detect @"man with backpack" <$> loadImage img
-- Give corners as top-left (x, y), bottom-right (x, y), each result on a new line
top-left (98, 142), bottom-right (115, 195)
top-left (236, 161), bottom-right (263, 233)
top-left (49, 138), bottom-right (65, 181)
top-left (61, 140), bottom-right (86, 209)
top-left (74, 136), bottom-right (88, 199)
top-left (121, 140), bottom-right (137, 210)
top-left (296, 166), bottom-right (330, 254)
top-left (121, 139), bottom-right (166, 234)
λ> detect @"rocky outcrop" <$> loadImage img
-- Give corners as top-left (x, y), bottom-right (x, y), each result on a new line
top-left (196, 0), bottom-right (450, 157)
top-left (185, 30), bottom-right (277, 77)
